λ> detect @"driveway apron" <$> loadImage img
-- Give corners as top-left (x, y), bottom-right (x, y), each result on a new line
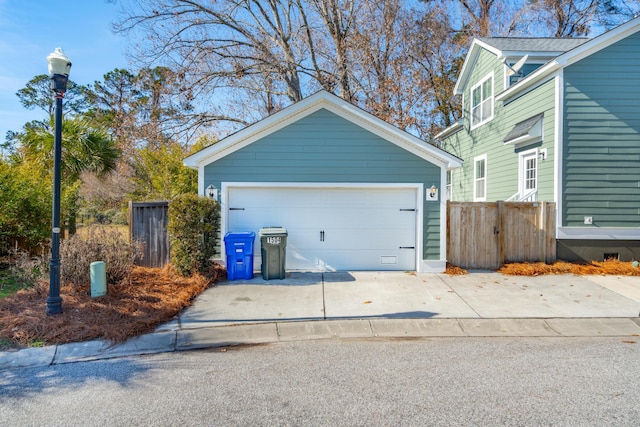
top-left (177, 271), bottom-right (640, 328)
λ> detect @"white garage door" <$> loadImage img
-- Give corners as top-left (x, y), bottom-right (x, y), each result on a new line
top-left (226, 186), bottom-right (418, 271)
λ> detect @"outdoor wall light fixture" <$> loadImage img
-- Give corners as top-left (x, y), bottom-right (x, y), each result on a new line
top-left (46, 48), bottom-right (72, 315)
top-left (538, 149), bottom-right (547, 161)
top-left (427, 184), bottom-right (438, 201)
top-left (206, 184), bottom-right (218, 200)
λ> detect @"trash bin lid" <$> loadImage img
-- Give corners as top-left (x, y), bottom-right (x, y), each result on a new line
top-left (224, 231), bottom-right (256, 240)
top-left (259, 227), bottom-right (287, 236)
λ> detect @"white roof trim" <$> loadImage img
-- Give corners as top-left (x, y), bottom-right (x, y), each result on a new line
top-left (497, 16), bottom-right (640, 102)
top-left (557, 227), bottom-right (640, 240)
top-left (435, 120), bottom-right (464, 140)
top-left (184, 90), bottom-right (462, 169)
top-left (454, 41), bottom-right (485, 95)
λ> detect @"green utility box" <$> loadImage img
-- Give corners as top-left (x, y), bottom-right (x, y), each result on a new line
top-left (259, 227), bottom-right (288, 280)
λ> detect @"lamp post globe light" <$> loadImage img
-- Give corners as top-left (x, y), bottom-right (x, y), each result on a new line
top-left (46, 48), bottom-right (71, 315)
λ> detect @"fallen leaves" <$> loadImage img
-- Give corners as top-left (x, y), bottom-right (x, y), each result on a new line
top-left (445, 263), bottom-right (468, 275)
top-left (0, 264), bottom-right (223, 348)
top-left (498, 260), bottom-right (640, 276)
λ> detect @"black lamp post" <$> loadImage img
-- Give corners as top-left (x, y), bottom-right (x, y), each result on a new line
top-left (46, 48), bottom-right (71, 315)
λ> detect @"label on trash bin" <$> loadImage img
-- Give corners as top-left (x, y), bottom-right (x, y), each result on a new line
top-left (266, 236), bottom-right (281, 245)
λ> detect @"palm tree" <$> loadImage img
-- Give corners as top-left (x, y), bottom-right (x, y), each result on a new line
top-left (16, 117), bottom-right (120, 234)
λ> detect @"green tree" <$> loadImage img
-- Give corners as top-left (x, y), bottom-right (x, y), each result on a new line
top-left (131, 141), bottom-right (197, 200)
top-left (15, 117), bottom-right (120, 235)
top-left (0, 159), bottom-right (51, 253)
top-left (15, 74), bottom-right (90, 119)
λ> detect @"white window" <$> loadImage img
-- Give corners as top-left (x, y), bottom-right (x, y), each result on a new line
top-left (519, 150), bottom-right (538, 201)
top-left (474, 155), bottom-right (487, 201)
top-left (470, 73), bottom-right (493, 129)
top-left (446, 170), bottom-right (453, 201)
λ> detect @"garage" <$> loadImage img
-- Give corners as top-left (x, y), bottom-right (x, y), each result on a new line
top-left (184, 91), bottom-right (462, 273)
top-left (225, 185), bottom-right (419, 271)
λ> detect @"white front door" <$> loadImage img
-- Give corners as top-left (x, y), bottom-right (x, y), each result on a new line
top-left (226, 186), bottom-right (418, 271)
top-left (519, 150), bottom-right (538, 201)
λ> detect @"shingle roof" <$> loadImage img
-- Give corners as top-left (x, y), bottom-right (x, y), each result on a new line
top-left (503, 113), bottom-right (544, 143)
top-left (477, 37), bottom-right (590, 53)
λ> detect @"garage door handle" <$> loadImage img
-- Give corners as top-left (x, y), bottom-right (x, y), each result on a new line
top-left (229, 207), bottom-right (245, 211)
top-left (320, 230), bottom-right (325, 242)
top-left (399, 246), bottom-right (415, 249)
top-left (399, 209), bottom-right (416, 212)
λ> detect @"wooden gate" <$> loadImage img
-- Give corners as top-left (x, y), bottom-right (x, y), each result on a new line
top-left (129, 201), bottom-right (170, 268)
top-left (447, 201), bottom-right (556, 269)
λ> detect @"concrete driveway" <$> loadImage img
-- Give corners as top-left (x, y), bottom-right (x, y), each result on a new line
top-left (178, 271), bottom-right (640, 329)
top-left (4, 270), bottom-right (640, 369)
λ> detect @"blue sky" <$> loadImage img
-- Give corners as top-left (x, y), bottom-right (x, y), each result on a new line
top-left (0, 0), bottom-right (130, 144)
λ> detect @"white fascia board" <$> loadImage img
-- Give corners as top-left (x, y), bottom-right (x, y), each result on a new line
top-left (557, 227), bottom-right (640, 240)
top-left (504, 134), bottom-right (539, 147)
top-left (558, 16), bottom-right (640, 67)
top-left (454, 39), bottom-right (501, 95)
top-left (496, 61), bottom-right (562, 102)
top-left (322, 101), bottom-right (463, 169)
top-left (183, 92), bottom-right (330, 169)
top-left (185, 90), bottom-right (462, 170)
top-left (434, 120), bottom-right (464, 140)
top-left (498, 16), bottom-right (640, 102)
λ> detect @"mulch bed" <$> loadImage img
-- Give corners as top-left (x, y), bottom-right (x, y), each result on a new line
top-left (448, 259), bottom-right (640, 276)
top-left (498, 259), bottom-right (640, 276)
top-left (0, 264), bottom-right (225, 348)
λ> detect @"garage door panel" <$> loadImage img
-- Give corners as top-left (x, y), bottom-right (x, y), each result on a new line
top-left (322, 228), bottom-right (414, 249)
top-left (227, 186), bottom-right (417, 271)
top-left (313, 249), bottom-right (414, 271)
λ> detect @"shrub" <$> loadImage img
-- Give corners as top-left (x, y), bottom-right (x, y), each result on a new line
top-left (60, 225), bottom-right (141, 292)
top-left (7, 247), bottom-right (49, 291)
top-left (112, 210), bottom-right (128, 225)
top-left (168, 194), bottom-right (220, 276)
top-left (0, 162), bottom-right (51, 254)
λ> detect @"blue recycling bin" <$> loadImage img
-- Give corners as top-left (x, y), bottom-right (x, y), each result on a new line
top-left (224, 231), bottom-right (256, 280)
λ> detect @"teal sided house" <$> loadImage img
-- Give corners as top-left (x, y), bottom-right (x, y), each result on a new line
top-left (184, 91), bottom-right (462, 273)
top-left (438, 17), bottom-right (640, 262)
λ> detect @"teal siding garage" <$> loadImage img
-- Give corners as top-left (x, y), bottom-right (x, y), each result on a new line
top-left (185, 91), bottom-right (462, 273)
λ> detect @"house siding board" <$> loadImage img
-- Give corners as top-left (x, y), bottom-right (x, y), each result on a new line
top-left (563, 31), bottom-right (640, 227)
top-left (204, 108), bottom-right (442, 260)
top-left (442, 46), bottom-right (556, 202)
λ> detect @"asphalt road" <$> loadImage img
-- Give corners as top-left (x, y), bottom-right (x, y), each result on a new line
top-left (1, 337), bottom-right (639, 426)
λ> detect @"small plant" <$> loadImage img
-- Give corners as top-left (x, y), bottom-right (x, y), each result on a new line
top-left (5, 246), bottom-right (49, 292)
top-left (60, 225), bottom-right (142, 292)
top-left (168, 194), bottom-right (220, 276)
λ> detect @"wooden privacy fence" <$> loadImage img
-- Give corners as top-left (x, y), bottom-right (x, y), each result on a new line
top-left (447, 201), bottom-right (556, 270)
top-left (129, 201), bottom-right (170, 268)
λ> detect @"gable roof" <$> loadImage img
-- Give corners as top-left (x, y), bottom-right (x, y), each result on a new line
top-left (455, 15), bottom-right (640, 96)
top-left (503, 113), bottom-right (544, 147)
top-left (476, 37), bottom-right (589, 55)
top-left (497, 16), bottom-right (640, 101)
top-left (455, 37), bottom-right (588, 94)
top-left (184, 90), bottom-right (463, 169)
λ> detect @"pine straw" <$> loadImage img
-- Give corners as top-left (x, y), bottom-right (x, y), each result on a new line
top-left (0, 264), bottom-right (225, 348)
top-left (445, 263), bottom-right (468, 275)
top-left (498, 259), bottom-right (640, 276)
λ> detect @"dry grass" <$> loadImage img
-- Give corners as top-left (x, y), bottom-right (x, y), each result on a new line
top-left (498, 259), bottom-right (640, 276)
top-left (446, 259), bottom-right (640, 276)
top-left (0, 264), bottom-right (226, 349)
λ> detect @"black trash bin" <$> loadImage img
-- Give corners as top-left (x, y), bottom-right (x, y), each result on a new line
top-left (259, 227), bottom-right (287, 280)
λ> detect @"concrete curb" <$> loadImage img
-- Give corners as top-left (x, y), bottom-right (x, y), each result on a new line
top-left (2, 317), bottom-right (640, 370)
